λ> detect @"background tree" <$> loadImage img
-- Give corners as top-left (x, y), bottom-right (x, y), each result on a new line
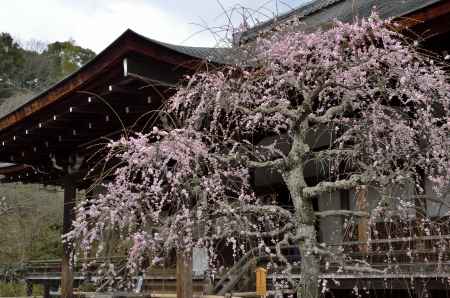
top-left (0, 33), bottom-right (95, 103)
top-left (0, 33), bottom-right (95, 263)
top-left (68, 14), bottom-right (450, 298)
top-left (0, 184), bottom-right (64, 263)
top-left (0, 33), bottom-right (24, 99)
top-left (43, 40), bottom-right (95, 80)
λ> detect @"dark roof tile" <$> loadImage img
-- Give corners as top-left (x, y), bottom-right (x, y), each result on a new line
top-left (240, 0), bottom-right (443, 43)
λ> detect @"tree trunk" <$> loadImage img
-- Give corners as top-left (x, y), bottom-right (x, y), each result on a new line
top-left (297, 225), bottom-right (319, 298)
top-left (284, 164), bottom-right (319, 298)
top-left (176, 251), bottom-right (193, 298)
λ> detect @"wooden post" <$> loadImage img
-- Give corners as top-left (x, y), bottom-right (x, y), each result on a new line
top-left (43, 282), bottom-right (50, 298)
top-left (176, 251), bottom-right (193, 298)
top-left (61, 176), bottom-right (76, 298)
top-left (255, 267), bottom-right (267, 297)
top-left (25, 280), bottom-right (33, 296)
top-left (356, 186), bottom-right (369, 253)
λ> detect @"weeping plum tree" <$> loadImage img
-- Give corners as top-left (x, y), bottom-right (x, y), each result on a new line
top-left (66, 129), bottom-right (293, 290)
top-left (67, 14), bottom-right (450, 298)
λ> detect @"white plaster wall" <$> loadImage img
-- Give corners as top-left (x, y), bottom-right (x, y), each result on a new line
top-left (425, 179), bottom-right (450, 217)
top-left (349, 184), bottom-right (416, 221)
top-left (318, 191), bottom-right (343, 244)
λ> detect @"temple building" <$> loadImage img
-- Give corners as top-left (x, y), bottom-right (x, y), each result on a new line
top-left (1, 0), bottom-right (450, 297)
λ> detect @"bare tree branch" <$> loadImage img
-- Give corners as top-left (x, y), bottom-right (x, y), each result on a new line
top-left (315, 210), bottom-right (369, 218)
top-left (303, 175), bottom-right (367, 198)
top-left (248, 158), bottom-right (286, 169)
top-left (307, 98), bottom-right (352, 125)
top-left (237, 104), bottom-right (298, 120)
top-left (240, 222), bottom-right (294, 237)
top-left (306, 149), bottom-right (355, 162)
top-left (239, 204), bottom-right (294, 219)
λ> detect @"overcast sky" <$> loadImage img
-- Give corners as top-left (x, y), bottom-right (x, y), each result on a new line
top-left (0, 0), bottom-right (311, 53)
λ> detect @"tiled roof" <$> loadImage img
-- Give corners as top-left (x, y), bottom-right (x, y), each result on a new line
top-left (136, 34), bottom-right (233, 64)
top-left (239, 0), bottom-right (443, 43)
top-left (0, 30), bottom-right (232, 123)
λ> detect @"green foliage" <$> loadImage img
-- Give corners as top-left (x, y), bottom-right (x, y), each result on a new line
top-left (0, 282), bottom-right (26, 297)
top-left (0, 33), bottom-right (24, 99)
top-left (45, 40), bottom-right (96, 78)
top-left (78, 281), bottom-right (97, 292)
top-left (0, 33), bottom-right (96, 101)
top-left (0, 281), bottom-right (43, 297)
top-left (0, 263), bottom-right (26, 283)
top-left (0, 184), bottom-right (64, 264)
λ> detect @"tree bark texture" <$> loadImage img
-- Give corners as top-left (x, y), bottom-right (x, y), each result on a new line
top-left (283, 126), bottom-right (319, 298)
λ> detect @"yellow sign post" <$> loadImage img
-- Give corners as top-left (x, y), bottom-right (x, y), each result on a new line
top-left (256, 267), bottom-right (267, 297)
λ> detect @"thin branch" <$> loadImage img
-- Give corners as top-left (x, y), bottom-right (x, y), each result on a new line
top-left (240, 222), bottom-right (294, 237)
top-left (306, 149), bottom-right (355, 162)
top-left (239, 204), bottom-right (293, 219)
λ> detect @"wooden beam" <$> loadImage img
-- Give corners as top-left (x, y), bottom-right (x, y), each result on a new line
top-left (0, 29), bottom-right (201, 133)
top-left (61, 175), bottom-right (76, 298)
top-left (396, 1), bottom-right (450, 28)
top-left (123, 56), bottom-right (183, 87)
top-left (176, 251), bottom-right (193, 298)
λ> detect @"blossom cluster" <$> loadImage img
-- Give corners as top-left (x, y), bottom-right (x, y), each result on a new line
top-left (67, 128), bottom-right (291, 288)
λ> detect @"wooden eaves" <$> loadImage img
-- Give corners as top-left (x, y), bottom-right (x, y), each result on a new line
top-left (0, 29), bottom-right (228, 184)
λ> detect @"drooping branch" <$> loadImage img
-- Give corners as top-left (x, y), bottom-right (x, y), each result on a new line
top-left (306, 149), bottom-right (355, 162)
top-left (275, 233), bottom-right (297, 287)
top-left (239, 222), bottom-right (295, 237)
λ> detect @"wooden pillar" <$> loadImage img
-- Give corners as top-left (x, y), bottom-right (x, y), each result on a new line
top-left (414, 279), bottom-right (428, 298)
top-left (176, 251), bottom-right (193, 298)
top-left (43, 282), bottom-right (50, 298)
top-left (61, 176), bottom-right (76, 298)
top-left (356, 186), bottom-right (369, 253)
top-left (25, 280), bottom-right (33, 296)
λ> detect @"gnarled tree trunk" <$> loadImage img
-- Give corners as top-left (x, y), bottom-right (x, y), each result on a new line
top-left (283, 126), bottom-right (319, 298)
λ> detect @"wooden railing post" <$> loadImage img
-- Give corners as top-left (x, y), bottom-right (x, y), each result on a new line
top-left (61, 175), bottom-right (76, 298)
top-left (176, 251), bottom-right (193, 298)
top-left (43, 282), bottom-right (50, 298)
top-left (356, 186), bottom-right (369, 253)
top-left (25, 280), bottom-right (33, 296)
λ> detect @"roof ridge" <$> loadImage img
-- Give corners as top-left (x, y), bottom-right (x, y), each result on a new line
top-left (239, 0), bottom-right (344, 42)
